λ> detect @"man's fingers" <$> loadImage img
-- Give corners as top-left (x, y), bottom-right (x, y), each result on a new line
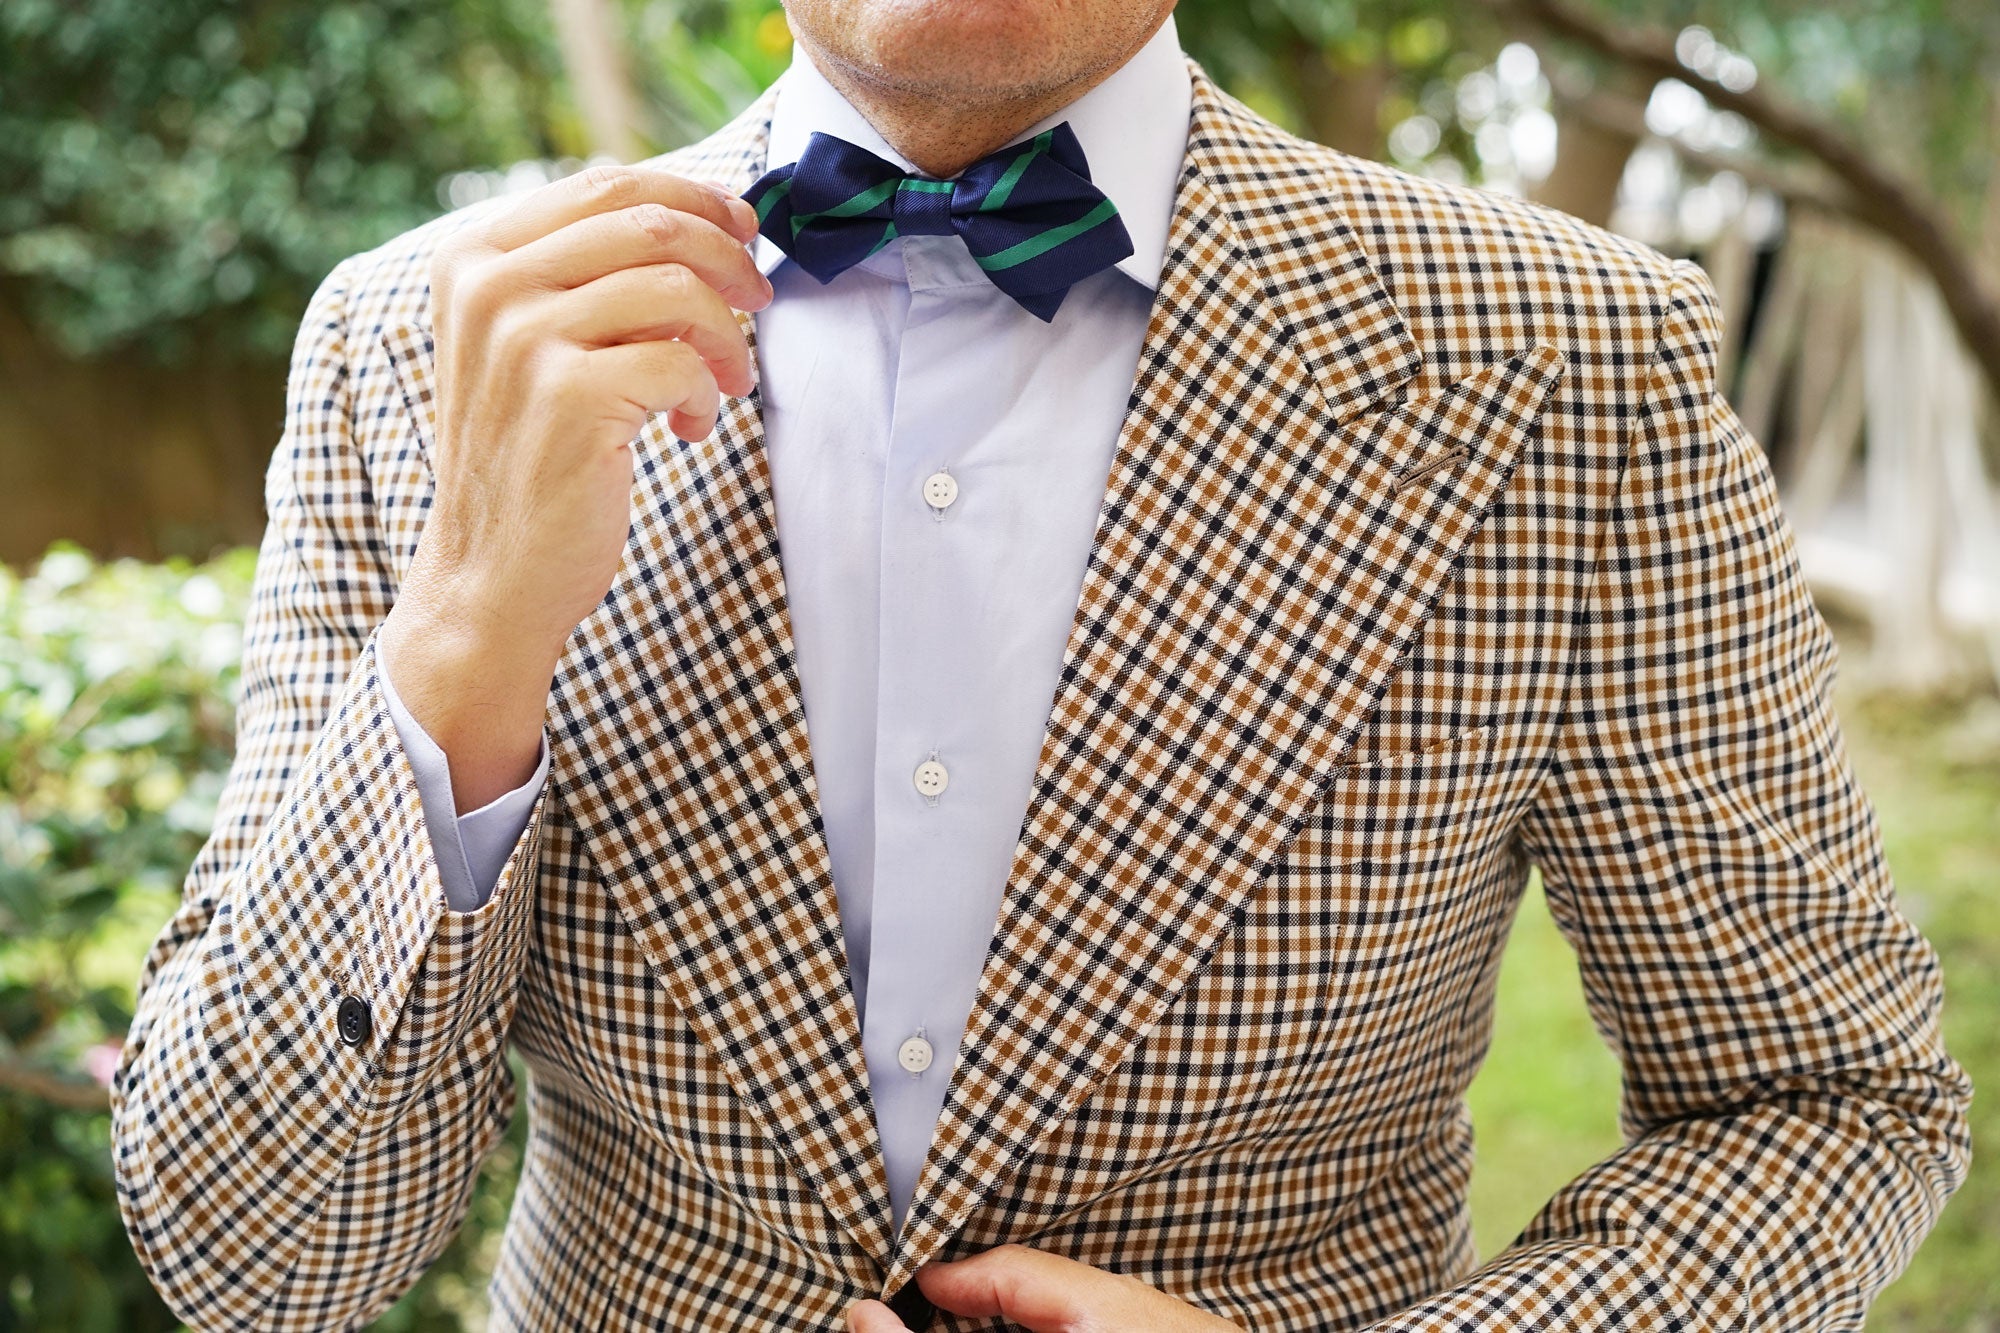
top-left (475, 165), bottom-right (758, 252)
top-left (916, 1245), bottom-right (1106, 1328)
top-left (508, 202), bottom-right (771, 311)
top-left (556, 264), bottom-right (754, 397)
top-left (845, 1299), bottom-right (908, 1332)
top-left (585, 339), bottom-right (723, 443)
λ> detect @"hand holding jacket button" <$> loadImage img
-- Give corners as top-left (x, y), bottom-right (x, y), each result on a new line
top-left (336, 996), bottom-right (372, 1047)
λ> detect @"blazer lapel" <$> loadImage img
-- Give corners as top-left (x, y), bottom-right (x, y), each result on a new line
top-left (382, 88), bottom-right (901, 1268)
top-left (548, 359), bottom-right (904, 1266)
top-left (554, 98), bottom-right (904, 1266)
top-left (885, 66), bottom-right (1566, 1287)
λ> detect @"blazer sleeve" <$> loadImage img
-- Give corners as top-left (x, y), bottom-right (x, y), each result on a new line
top-left (109, 255), bottom-right (555, 1331)
top-left (1364, 259), bottom-right (1973, 1332)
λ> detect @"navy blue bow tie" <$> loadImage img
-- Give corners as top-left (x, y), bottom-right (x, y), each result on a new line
top-left (741, 121), bottom-right (1134, 322)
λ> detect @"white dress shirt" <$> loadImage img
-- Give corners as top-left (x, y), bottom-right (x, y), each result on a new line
top-left (379, 16), bottom-right (1191, 1235)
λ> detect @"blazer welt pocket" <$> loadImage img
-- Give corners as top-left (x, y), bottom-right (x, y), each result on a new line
top-left (1334, 722), bottom-right (1493, 774)
top-left (1310, 723), bottom-right (1497, 862)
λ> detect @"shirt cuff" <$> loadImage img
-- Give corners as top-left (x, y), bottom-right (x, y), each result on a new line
top-left (377, 628), bottom-right (551, 913)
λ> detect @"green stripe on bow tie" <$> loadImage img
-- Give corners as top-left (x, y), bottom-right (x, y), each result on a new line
top-left (789, 177), bottom-right (900, 237)
top-left (978, 130), bottom-right (1054, 214)
top-left (752, 175), bottom-right (793, 223)
top-left (974, 197), bottom-right (1121, 272)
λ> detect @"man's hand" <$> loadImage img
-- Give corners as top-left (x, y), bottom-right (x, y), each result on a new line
top-left (847, 1245), bottom-right (1240, 1332)
top-left (381, 165), bottom-right (773, 810)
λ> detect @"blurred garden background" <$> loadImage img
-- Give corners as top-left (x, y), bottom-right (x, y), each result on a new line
top-left (2, 0), bottom-right (1997, 1327)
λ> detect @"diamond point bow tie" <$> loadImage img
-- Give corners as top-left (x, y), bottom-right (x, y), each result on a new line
top-left (741, 121), bottom-right (1135, 322)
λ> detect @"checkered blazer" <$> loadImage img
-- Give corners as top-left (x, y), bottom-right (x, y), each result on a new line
top-left (112, 58), bottom-right (1970, 1332)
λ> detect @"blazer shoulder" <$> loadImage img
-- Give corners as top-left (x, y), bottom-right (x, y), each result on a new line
top-left (1335, 149), bottom-right (1675, 278)
top-left (322, 196), bottom-right (506, 350)
top-left (1204, 89), bottom-right (1688, 377)
top-left (1326, 148), bottom-right (1685, 369)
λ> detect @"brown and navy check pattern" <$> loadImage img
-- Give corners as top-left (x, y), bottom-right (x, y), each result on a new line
top-left (111, 58), bottom-right (1970, 1331)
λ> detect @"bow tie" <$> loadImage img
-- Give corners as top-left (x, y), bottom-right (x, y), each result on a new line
top-left (741, 121), bottom-right (1134, 321)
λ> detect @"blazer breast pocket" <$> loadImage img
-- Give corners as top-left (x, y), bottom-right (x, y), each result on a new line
top-left (1307, 722), bottom-right (1498, 866)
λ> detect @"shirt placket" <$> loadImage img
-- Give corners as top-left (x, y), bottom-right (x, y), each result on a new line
top-left (860, 237), bottom-right (1011, 1236)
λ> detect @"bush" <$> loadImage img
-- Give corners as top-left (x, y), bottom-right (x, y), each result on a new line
top-left (0, 0), bottom-right (793, 367)
top-left (0, 542), bottom-right (521, 1330)
top-left (2, 544), bottom-right (246, 1326)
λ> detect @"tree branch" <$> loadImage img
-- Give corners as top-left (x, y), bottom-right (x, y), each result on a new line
top-left (1557, 85), bottom-right (1869, 224)
top-left (0, 1055), bottom-right (112, 1113)
top-left (1487, 0), bottom-right (2000, 405)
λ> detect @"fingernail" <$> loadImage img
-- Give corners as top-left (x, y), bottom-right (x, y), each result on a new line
top-left (730, 197), bottom-right (759, 234)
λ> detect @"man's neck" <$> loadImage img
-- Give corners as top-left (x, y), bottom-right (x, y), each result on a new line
top-left (790, 19), bottom-right (1169, 178)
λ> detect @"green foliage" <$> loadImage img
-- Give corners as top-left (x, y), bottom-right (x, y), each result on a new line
top-left (1177, 0), bottom-right (1997, 243)
top-left (4, 0), bottom-right (1992, 365)
top-left (0, 544), bottom-right (252, 1084)
top-left (1176, 0), bottom-right (1494, 139)
top-left (0, 544), bottom-right (255, 1327)
top-left (1599, 0), bottom-right (2000, 237)
top-left (0, 543), bottom-right (527, 1328)
top-left (0, 0), bottom-right (568, 362)
top-left (0, 1094), bottom-right (177, 1333)
top-left (623, 0), bottom-right (793, 147)
top-left (0, 0), bottom-right (794, 368)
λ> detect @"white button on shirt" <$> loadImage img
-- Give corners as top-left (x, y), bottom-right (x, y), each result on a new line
top-left (912, 758), bottom-right (949, 800)
top-left (922, 471), bottom-right (957, 510)
top-left (898, 1035), bottom-right (935, 1075)
top-left (378, 15), bottom-right (1192, 1240)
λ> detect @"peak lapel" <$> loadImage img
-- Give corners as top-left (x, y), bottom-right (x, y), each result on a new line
top-left (885, 67), bottom-right (1565, 1287)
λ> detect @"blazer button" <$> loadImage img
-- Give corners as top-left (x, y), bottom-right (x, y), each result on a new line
top-left (887, 1282), bottom-right (935, 1330)
top-left (336, 996), bottom-right (372, 1047)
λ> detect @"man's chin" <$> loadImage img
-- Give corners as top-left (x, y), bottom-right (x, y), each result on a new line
top-left (795, 0), bottom-right (1086, 100)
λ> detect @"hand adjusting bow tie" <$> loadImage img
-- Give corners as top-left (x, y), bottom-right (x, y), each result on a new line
top-left (741, 121), bottom-right (1134, 322)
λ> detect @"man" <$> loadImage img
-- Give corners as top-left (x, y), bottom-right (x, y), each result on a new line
top-left (112, 0), bottom-right (1971, 1328)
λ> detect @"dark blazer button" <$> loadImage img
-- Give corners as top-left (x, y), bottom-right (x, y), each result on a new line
top-left (336, 996), bottom-right (372, 1047)
top-left (887, 1282), bottom-right (934, 1330)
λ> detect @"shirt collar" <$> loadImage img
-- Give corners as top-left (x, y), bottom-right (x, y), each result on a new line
top-left (752, 12), bottom-right (1191, 292)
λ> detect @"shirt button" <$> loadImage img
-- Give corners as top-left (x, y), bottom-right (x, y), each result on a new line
top-left (898, 1035), bottom-right (935, 1074)
top-left (336, 996), bottom-right (372, 1047)
top-left (923, 471), bottom-right (958, 509)
top-left (913, 759), bottom-right (949, 798)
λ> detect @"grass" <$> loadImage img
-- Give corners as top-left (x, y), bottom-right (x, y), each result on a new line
top-left (1465, 678), bottom-right (2000, 1329)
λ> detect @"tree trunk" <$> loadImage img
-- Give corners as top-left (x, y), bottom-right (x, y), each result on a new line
top-left (1283, 40), bottom-right (1391, 162)
top-left (548, 0), bottom-right (646, 161)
